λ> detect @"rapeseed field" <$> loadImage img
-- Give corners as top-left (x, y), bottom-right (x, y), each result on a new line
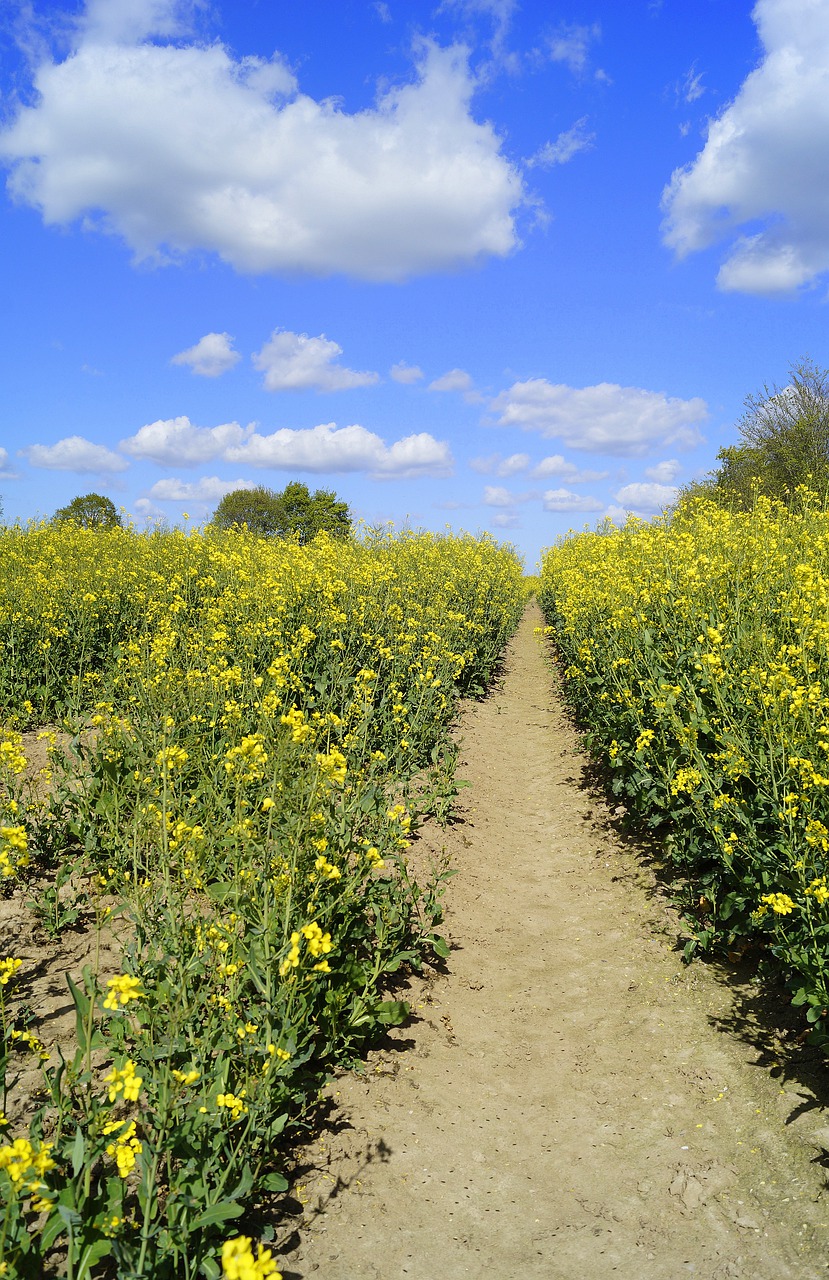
top-left (0, 522), bottom-right (524, 1279)
top-left (541, 494), bottom-right (829, 1043)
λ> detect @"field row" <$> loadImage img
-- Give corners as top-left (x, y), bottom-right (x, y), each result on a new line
top-left (0, 525), bottom-right (525, 1278)
top-left (541, 495), bottom-right (829, 1040)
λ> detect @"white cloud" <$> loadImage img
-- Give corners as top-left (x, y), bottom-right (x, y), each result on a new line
top-left (645, 458), bottom-right (681, 483)
top-left (390, 361), bottom-right (424, 384)
top-left (148, 476), bottom-right (255, 502)
top-left (253, 330), bottom-right (378, 392)
top-left (491, 510), bottom-right (519, 529)
top-left (133, 496), bottom-right (163, 520)
top-left (681, 64), bottom-right (706, 104)
top-left (614, 481), bottom-right (678, 511)
top-left (0, 448), bottom-right (20, 479)
top-left (429, 367), bottom-right (474, 392)
top-left (0, 23), bottom-right (522, 282)
top-left (531, 453), bottom-right (607, 481)
top-left (483, 484), bottom-right (516, 507)
top-left (662, 0), bottom-right (829, 294)
top-left (226, 422), bottom-right (453, 478)
top-left (482, 483), bottom-right (537, 507)
top-left (120, 414), bottom-right (451, 477)
top-left (120, 417), bottom-right (251, 466)
top-left (21, 435), bottom-right (129, 473)
top-left (542, 487), bottom-right (605, 513)
top-left (526, 117), bottom-right (595, 167)
top-left (546, 23), bottom-right (603, 76)
top-left (498, 452), bottom-right (531, 476)
top-left (81, 0), bottom-right (199, 46)
top-left (470, 451), bottom-right (530, 476)
top-left (171, 332), bottom-right (240, 378)
top-left (489, 379), bottom-right (708, 455)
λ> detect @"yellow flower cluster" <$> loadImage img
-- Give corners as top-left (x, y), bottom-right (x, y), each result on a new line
top-left (104, 1059), bottom-right (143, 1103)
top-left (0, 1136), bottom-right (55, 1210)
top-left (0, 957), bottom-right (22, 986)
top-left (103, 1118), bottom-right (143, 1178)
top-left (103, 973), bottom-right (143, 1010)
top-left (0, 825), bottom-right (28, 879)
top-left (221, 1235), bottom-right (281, 1280)
top-left (278, 921), bottom-right (334, 976)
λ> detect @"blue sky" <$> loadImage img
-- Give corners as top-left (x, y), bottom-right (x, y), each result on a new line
top-left (1, 0), bottom-right (827, 567)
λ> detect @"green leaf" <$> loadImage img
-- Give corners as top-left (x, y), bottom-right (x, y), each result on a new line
top-left (430, 934), bottom-right (450, 959)
top-left (375, 999), bottom-right (410, 1026)
top-left (205, 880), bottom-right (233, 903)
top-left (76, 1238), bottom-right (113, 1279)
top-left (66, 972), bottom-right (92, 1052)
top-left (200, 1258), bottom-right (221, 1280)
top-left (189, 1200), bottom-right (244, 1230)
top-left (71, 1126), bottom-right (85, 1177)
top-left (259, 1172), bottom-right (289, 1193)
top-left (40, 1208), bottom-right (68, 1251)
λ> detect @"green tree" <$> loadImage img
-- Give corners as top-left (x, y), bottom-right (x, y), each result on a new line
top-left (737, 357), bottom-right (829, 500)
top-left (678, 358), bottom-right (829, 511)
top-left (273, 481), bottom-right (351, 543)
top-left (213, 482), bottom-right (351, 542)
top-left (212, 486), bottom-right (283, 536)
top-left (54, 493), bottom-right (122, 529)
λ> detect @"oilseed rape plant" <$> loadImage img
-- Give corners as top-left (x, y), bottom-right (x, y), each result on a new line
top-left (540, 492), bottom-right (829, 1039)
top-left (0, 523), bottom-right (524, 1278)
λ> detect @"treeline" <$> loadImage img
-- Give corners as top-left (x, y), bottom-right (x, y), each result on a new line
top-left (50, 481), bottom-right (352, 542)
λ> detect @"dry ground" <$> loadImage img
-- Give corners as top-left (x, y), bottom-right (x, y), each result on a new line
top-left (279, 604), bottom-right (829, 1280)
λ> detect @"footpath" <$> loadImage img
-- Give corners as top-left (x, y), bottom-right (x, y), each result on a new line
top-left (280, 604), bottom-right (829, 1280)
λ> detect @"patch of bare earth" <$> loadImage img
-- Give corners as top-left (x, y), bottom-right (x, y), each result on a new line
top-left (1, 727), bottom-right (123, 1125)
top-left (278, 603), bottom-right (829, 1280)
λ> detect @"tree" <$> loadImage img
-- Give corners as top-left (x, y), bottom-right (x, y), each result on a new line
top-left (677, 358), bottom-right (829, 511)
top-left (273, 481), bottom-right (351, 543)
top-left (737, 358), bottom-right (829, 500)
top-left (54, 493), bottom-right (122, 529)
top-left (213, 482), bottom-right (352, 542)
top-left (212, 486), bottom-right (283, 536)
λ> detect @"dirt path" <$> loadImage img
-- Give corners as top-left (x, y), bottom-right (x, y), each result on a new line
top-left (279, 604), bottom-right (829, 1280)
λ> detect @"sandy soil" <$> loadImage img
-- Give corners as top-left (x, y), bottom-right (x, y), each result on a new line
top-left (278, 603), bottom-right (829, 1280)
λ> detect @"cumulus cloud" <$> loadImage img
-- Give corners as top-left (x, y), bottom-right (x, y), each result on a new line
top-left (645, 458), bottom-right (681, 483)
top-left (483, 484), bottom-right (516, 507)
top-left (471, 451), bottom-right (531, 476)
top-left (171, 332), bottom-right (240, 378)
top-left (120, 414), bottom-right (451, 477)
top-left (429, 367), bottom-right (474, 392)
top-left (614, 481), bottom-right (678, 511)
top-left (148, 476), bottom-right (255, 502)
top-left (225, 422), bottom-right (452, 478)
top-left (120, 417), bottom-right (252, 466)
top-left (526, 117), bottom-right (595, 167)
top-left (539, 486), bottom-right (606, 512)
top-left (542, 487), bottom-right (605, 513)
top-left (252, 330), bottom-right (378, 392)
top-left (390, 361), bottom-right (424, 384)
top-left (81, 0), bottom-right (201, 46)
top-left (0, 448), bottom-right (20, 479)
top-left (489, 379), bottom-right (708, 455)
top-left (531, 453), bottom-right (607, 481)
top-left (482, 483), bottom-right (537, 506)
top-left (21, 435), bottom-right (129, 472)
top-left (491, 510), bottom-right (520, 529)
top-left (0, 18), bottom-right (523, 282)
top-left (662, 0), bottom-right (829, 294)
